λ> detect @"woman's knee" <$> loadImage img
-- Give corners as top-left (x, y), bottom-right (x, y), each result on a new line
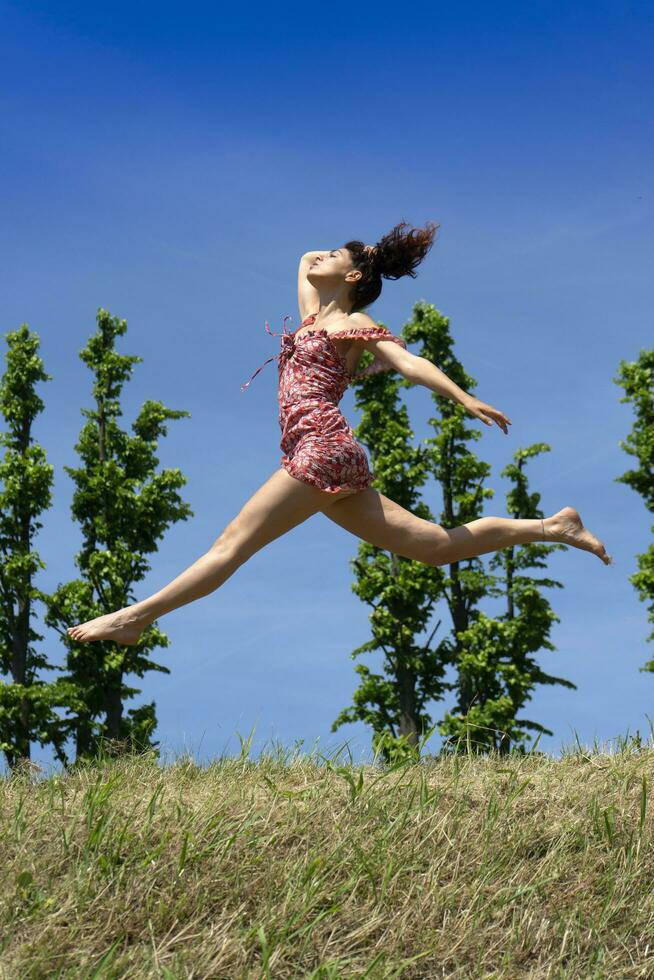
top-left (209, 493), bottom-right (312, 562)
top-left (210, 520), bottom-right (251, 562)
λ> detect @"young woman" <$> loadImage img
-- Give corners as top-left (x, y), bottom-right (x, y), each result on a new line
top-left (67, 220), bottom-right (612, 646)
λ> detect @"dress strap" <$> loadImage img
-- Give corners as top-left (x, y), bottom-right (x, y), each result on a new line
top-left (329, 325), bottom-right (402, 341)
top-left (240, 315), bottom-right (296, 392)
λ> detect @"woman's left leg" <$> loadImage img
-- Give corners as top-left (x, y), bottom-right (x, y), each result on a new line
top-left (320, 489), bottom-right (612, 565)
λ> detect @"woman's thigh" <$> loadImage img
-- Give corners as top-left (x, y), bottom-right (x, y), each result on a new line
top-left (215, 467), bottom-right (358, 559)
top-left (319, 487), bottom-right (449, 564)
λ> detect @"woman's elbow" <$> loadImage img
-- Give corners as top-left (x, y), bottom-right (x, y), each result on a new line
top-left (398, 354), bottom-right (423, 384)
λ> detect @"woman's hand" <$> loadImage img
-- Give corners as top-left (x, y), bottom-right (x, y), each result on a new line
top-left (461, 394), bottom-right (512, 434)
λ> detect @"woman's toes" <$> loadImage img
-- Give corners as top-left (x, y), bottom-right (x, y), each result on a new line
top-left (598, 543), bottom-right (613, 565)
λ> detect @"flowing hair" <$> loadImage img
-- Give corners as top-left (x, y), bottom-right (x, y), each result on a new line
top-left (343, 219), bottom-right (440, 313)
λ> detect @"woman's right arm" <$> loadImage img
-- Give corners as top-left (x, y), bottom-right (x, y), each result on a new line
top-left (297, 251), bottom-right (328, 321)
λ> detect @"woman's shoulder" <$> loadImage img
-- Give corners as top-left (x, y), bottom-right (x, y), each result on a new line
top-left (335, 311), bottom-right (392, 337)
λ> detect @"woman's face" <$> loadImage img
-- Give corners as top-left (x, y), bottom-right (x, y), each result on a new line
top-left (308, 248), bottom-right (356, 283)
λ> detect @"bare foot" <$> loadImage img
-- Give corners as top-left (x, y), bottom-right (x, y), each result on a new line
top-left (66, 606), bottom-right (150, 645)
top-left (543, 507), bottom-right (613, 565)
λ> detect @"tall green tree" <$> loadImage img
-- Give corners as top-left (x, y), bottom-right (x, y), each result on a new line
top-left (438, 444), bottom-right (575, 754)
top-left (42, 308), bottom-right (193, 760)
top-left (330, 329), bottom-right (451, 764)
top-left (405, 301), bottom-right (497, 731)
top-left (0, 325), bottom-right (71, 768)
top-left (410, 302), bottom-right (575, 754)
top-left (409, 302), bottom-right (575, 754)
top-left (614, 348), bottom-right (654, 671)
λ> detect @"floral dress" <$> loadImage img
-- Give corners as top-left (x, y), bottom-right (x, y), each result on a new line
top-left (241, 313), bottom-right (408, 495)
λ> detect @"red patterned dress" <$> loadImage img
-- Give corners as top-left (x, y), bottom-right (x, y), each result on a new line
top-left (241, 313), bottom-right (408, 495)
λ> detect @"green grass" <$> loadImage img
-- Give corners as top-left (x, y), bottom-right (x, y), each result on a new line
top-left (1, 736), bottom-right (654, 978)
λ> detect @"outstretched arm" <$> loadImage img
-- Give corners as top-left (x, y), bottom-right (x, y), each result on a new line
top-left (350, 311), bottom-right (513, 435)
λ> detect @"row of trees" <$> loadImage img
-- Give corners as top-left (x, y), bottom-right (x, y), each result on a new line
top-left (333, 302), bottom-right (654, 761)
top-left (0, 302), bottom-right (651, 768)
top-left (0, 310), bottom-right (193, 768)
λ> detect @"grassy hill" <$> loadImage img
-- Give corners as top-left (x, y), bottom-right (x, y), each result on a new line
top-left (2, 740), bottom-right (654, 978)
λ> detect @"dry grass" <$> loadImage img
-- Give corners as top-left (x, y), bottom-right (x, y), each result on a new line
top-left (1, 737), bottom-right (654, 979)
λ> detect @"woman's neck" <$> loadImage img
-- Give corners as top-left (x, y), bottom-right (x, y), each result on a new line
top-left (312, 299), bottom-right (353, 328)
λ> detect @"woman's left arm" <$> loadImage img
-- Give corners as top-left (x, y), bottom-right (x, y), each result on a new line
top-left (351, 312), bottom-right (513, 434)
top-left (403, 351), bottom-right (512, 433)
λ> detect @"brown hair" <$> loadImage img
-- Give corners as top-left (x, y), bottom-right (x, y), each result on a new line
top-left (342, 219), bottom-right (440, 313)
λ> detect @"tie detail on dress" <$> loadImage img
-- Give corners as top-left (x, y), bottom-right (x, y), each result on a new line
top-left (240, 315), bottom-right (297, 392)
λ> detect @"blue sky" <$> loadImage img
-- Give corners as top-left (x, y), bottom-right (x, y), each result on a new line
top-left (1, 0), bottom-right (652, 768)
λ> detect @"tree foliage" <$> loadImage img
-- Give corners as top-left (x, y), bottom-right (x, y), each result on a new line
top-left (41, 309), bottom-right (193, 761)
top-left (439, 444), bottom-right (575, 754)
top-left (0, 325), bottom-right (71, 768)
top-left (335, 301), bottom-right (575, 760)
top-left (330, 312), bottom-right (449, 765)
top-left (614, 347), bottom-right (654, 670)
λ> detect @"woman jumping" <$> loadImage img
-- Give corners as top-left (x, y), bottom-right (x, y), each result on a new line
top-left (67, 220), bottom-right (612, 646)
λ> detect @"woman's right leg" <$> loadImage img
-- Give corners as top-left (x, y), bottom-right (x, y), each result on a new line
top-left (66, 468), bottom-right (344, 644)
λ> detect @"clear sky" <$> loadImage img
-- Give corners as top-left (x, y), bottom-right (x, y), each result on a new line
top-left (1, 0), bottom-right (652, 769)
